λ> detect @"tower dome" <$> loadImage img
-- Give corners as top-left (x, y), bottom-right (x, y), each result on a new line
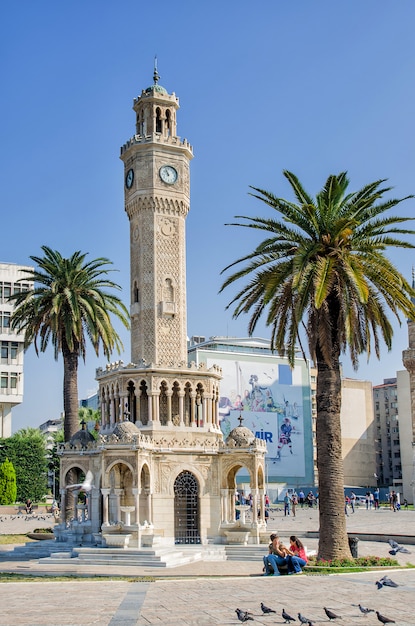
top-left (144, 62), bottom-right (168, 95)
top-left (225, 415), bottom-right (256, 447)
top-left (69, 420), bottom-right (95, 448)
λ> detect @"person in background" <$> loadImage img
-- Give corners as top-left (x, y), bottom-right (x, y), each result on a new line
top-left (25, 498), bottom-right (33, 514)
top-left (374, 488), bottom-right (380, 509)
top-left (291, 492), bottom-right (298, 518)
top-left (283, 492), bottom-right (291, 516)
top-left (350, 492), bottom-right (356, 514)
top-left (298, 490), bottom-right (305, 508)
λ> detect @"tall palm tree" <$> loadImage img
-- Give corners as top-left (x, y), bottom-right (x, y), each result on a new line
top-left (220, 171), bottom-right (415, 560)
top-left (10, 246), bottom-right (130, 443)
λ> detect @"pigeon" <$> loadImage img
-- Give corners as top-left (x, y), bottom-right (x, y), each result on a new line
top-left (358, 604), bottom-right (374, 616)
top-left (376, 611), bottom-right (395, 624)
top-left (388, 538), bottom-right (411, 555)
top-left (282, 608), bottom-right (296, 623)
top-left (298, 613), bottom-right (314, 625)
top-left (66, 470), bottom-right (95, 492)
top-left (375, 575), bottom-right (399, 589)
top-left (261, 602), bottom-right (276, 614)
top-left (235, 609), bottom-right (254, 622)
top-left (324, 607), bottom-right (342, 620)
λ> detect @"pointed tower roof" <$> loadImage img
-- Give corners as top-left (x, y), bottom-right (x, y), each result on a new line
top-left (144, 57), bottom-right (168, 95)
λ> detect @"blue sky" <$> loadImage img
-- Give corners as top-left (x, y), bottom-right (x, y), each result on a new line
top-left (2, 1), bottom-right (415, 431)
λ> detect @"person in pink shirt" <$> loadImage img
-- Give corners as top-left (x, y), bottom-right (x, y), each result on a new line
top-left (287, 535), bottom-right (308, 574)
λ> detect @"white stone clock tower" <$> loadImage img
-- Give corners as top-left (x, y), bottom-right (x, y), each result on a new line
top-left (63, 71), bottom-right (266, 549)
top-left (120, 66), bottom-right (193, 367)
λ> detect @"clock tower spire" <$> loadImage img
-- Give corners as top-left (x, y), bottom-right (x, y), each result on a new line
top-left (121, 69), bottom-right (193, 366)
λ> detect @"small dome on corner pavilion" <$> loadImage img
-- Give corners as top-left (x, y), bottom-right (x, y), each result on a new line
top-left (225, 414), bottom-right (256, 447)
top-left (69, 419), bottom-right (95, 448)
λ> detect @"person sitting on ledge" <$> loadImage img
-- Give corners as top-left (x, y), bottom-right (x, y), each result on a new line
top-left (263, 533), bottom-right (288, 576)
top-left (286, 535), bottom-right (308, 574)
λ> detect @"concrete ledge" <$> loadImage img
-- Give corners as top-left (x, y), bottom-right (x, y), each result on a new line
top-left (305, 531), bottom-right (415, 544)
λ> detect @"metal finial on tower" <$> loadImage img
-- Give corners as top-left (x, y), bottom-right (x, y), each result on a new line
top-left (153, 56), bottom-right (160, 84)
top-left (237, 413), bottom-right (244, 427)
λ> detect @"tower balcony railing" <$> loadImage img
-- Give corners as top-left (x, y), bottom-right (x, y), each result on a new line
top-left (121, 132), bottom-right (192, 155)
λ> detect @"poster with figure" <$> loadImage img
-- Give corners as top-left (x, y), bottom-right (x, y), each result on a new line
top-left (209, 356), bottom-right (306, 478)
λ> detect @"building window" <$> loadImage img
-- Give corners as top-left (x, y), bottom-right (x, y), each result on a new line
top-left (1, 311), bottom-right (11, 328)
top-left (10, 372), bottom-right (18, 389)
top-left (1, 342), bottom-right (8, 361)
top-left (1, 372), bottom-right (7, 389)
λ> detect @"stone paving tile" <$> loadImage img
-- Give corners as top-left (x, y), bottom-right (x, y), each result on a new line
top-left (1, 508), bottom-right (415, 625)
top-left (0, 581), bottom-right (137, 626)
top-left (136, 570), bottom-right (415, 625)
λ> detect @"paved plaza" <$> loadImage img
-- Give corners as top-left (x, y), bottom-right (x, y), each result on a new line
top-left (0, 507), bottom-right (415, 625)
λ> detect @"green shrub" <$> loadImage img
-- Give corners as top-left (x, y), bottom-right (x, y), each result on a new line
top-left (0, 458), bottom-right (17, 504)
top-left (308, 555), bottom-right (399, 568)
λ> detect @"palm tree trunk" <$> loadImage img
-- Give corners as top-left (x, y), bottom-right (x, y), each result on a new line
top-left (316, 357), bottom-right (351, 560)
top-left (62, 348), bottom-right (79, 442)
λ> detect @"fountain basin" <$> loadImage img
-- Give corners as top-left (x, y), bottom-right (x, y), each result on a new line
top-left (102, 533), bottom-right (132, 548)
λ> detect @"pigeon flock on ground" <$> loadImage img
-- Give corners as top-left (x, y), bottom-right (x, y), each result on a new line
top-left (235, 600), bottom-right (400, 624)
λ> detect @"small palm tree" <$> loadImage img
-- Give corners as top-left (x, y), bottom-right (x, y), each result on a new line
top-left (10, 246), bottom-right (130, 442)
top-left (220, 171), bottom-right (415, 560)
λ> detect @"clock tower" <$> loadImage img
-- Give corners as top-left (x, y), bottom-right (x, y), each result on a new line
top-left (66, 71), bottom-right (265, 549)
top-left (121, 65), bottom-right (193, 366)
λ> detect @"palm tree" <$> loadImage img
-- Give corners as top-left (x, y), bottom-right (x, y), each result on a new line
top-left (220, 171), bottom-right (415, 560)
top-left (10, 246), bottom-right (130, 443)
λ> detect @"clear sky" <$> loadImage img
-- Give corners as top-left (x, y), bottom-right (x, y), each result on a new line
top-left (2, 1), bottom-right (415, 432)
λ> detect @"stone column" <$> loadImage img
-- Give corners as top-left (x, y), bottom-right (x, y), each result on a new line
top-left (252, 490), bottom-right (259, 526)
top-left (190, 392), bottom-right (196, 426)
top-left (114, 488), bottom-right (124, 523)
top-left (101, 488), bottom-right (110, 526)
top-left (109, 394), bottom-right (115, 428)
top-left (153, 393), bottom-right (160, 423)
top-left (179, 392), bottom-right (185, 426)
top-left (135, 389), bottom-right (141, 426)
top-left (147, 394), bottom-right (153, 423)
top-left (203, 396), bottom-right (209, 425)
top-left (60, 488), bottom-right (67, 524)
top-left (258, 489), bottom-right (265, 524)
top-left (166, 392), bottom-right (172, 425)
top-left (132, 487), bottom-right (140, 525)
top-left (213, 396), bottom-right (219, 426)
top-left (145, 488), bottom-right (153, 525)
top-left (220, 488), bottom-right (228, 523)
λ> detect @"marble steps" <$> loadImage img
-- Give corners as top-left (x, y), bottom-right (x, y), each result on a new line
top-left (225, 545), bottom-right (266, 561)
top-left (0, 540), bottom-right (74, 560)
top-left (40, 546), bottom-right (203, 568)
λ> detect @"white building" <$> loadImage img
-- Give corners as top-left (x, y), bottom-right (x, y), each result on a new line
top-left (0, 263), bottom-right (33, 437)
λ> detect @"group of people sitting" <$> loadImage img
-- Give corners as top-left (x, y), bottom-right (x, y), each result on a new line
top-left (263, 533), bottom-right (307, 575)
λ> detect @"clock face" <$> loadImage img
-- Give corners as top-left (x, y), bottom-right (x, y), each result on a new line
top-left (159, 165), bottom-right (178, 185)
top-left (125, 169), bottom-right (134, 189)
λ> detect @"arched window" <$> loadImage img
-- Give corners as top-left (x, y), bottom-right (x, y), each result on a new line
top-left (174, 471), bottom-right (200, 544)
top-left (156, 107), bottom-right (162, 133)
top-left (166, 110), bottom-right (171, 136)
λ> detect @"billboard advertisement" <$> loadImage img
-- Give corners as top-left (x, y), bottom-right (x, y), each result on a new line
top-left (205, 354), bottom-right (312, 480)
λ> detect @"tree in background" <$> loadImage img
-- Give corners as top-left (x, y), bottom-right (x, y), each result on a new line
top-left (221, 171), bottom-right (415, 560)
top-left (78, 406), bottom-right (101, 435)
top-left (0, 458), bottom-right (17, 504)
top-left (9, 246), bottom-right (130, 442)
top-left (0, 428), bottom-right (48, 502)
